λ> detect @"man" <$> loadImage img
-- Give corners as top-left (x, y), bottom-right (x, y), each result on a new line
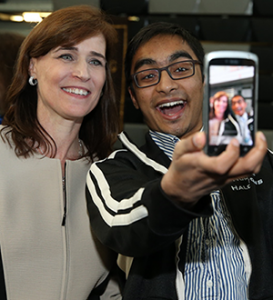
top-left (218, 94), bottom-right (254, 145)
top-left (86, 22), bottom-right (272, 300)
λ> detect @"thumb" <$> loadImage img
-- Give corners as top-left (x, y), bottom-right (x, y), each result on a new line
top-left (192, 131), bottom-right (206, 149)
top-left (173, 131), bottom-right (206, 160)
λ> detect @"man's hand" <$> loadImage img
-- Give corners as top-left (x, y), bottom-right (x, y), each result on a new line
top-left (161, 131), bottom-right (267, 207)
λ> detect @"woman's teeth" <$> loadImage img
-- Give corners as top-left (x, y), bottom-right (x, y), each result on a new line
top-left (62, 88), bottom-right (89, 96)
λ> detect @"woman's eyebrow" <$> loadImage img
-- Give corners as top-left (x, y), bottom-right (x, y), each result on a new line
top-left (52, 48), bottom-right (106, 61)
top-left (53, 46), bottom-right (77, 52)
top-left (90, 51), bottom-right (106, 61)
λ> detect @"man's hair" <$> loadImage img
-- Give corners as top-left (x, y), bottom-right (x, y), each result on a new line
top-left (231, 94), bottom-right (246, 103)
top-left (124, 22), bottom-right (205, 89)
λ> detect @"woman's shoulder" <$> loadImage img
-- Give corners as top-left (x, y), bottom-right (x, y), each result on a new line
top-left (0, 125), bottom-right (12, 142)
top-left (209, 118), bottom-right (220, 124)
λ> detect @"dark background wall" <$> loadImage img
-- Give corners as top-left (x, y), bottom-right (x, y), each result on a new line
top-left (1, 0), bottom-right (273, 146)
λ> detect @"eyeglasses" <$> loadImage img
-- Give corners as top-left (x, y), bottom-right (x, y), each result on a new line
top-left (132, 60), bottom-right (202, 88)
top-left (231, 99), bottom-right (244, 106)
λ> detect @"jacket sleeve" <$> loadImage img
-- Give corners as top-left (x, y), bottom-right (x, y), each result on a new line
top-left (87, 269), bottom-right (121, 300)
top-left (86, 150), bottom-right (212, 257)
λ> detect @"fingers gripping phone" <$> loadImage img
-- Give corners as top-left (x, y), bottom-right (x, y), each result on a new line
top-left (203, 51), bottom-right (258, 156)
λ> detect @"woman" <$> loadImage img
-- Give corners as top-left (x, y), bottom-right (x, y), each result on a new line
top-left (209, 91), bottom-right (229, 144)
top-left (0, 5), bottom-right (120, 300)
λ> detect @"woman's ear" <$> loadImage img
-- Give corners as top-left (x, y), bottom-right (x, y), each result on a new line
top-left (28, 58), bottom-right (37, 77)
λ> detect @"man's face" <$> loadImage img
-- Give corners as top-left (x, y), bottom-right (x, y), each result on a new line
top-left (231, 96), bottom-right (247, 117)
top-left (128, 34), bottom-right (204, 139)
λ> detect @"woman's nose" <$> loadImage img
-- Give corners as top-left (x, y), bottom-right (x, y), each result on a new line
top-left (72, 61), bottom-right (90, 81)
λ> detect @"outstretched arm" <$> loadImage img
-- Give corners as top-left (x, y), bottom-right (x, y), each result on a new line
top-left (86, 131), bottom-right (267, 257)
top-left (162, 131), bottom-right (267, 208)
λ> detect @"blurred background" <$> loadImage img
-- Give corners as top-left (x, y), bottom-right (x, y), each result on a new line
top-left (1, 0), bottom-right (273, 147)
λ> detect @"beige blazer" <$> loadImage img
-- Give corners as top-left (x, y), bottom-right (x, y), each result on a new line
top-left (0, 126), bottom-right (119, 300)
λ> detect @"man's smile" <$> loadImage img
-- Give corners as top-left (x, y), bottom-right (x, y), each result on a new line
top-left (157, 100), bottom-right (186, 117)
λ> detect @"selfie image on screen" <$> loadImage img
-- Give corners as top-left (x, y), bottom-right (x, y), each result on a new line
top-left (208, 64), bottom-right (255, 149)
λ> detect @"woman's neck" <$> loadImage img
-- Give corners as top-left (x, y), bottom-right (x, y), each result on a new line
top-left (215, 112), bottom-right (224, 120)
top-left (38, 118), bottom-right (83, 174)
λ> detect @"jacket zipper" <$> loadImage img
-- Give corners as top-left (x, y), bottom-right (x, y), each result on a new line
top-left (62, 163), bottom-right (67, 226)
top-left (60, 162), bottom-right (69, 300)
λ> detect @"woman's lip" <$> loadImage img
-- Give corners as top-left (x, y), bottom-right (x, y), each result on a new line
top-left (61, 87), bottom-right (90, 96)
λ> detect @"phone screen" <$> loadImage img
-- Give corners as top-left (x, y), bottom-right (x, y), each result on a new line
top-left (207, 57), bottom-right (257, 156)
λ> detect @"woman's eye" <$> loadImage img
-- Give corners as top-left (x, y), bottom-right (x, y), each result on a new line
top-left (60, 54), bottom-right (73, 61)
top-left (90, 59), bottom-right (103, 66)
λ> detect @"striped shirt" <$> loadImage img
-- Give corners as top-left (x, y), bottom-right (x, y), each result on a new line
top-left (150, 130), bottom-right (248, 299)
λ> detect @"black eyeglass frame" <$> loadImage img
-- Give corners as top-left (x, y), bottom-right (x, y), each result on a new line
top-left (132, 59), bottom-right (202, 88)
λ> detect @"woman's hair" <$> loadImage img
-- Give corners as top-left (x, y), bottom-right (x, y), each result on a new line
top-left (209, 91), bottom-right (229, 120)
top-left (2, 5), bottom-right (119, 161)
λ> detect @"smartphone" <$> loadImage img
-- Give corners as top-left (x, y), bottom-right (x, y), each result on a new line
top-left (203, 50), bottom-right (258, 156)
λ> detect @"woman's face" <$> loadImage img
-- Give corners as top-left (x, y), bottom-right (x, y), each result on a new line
top-left (214, 95), bottom-right (228, 119)
top-left (29, 33), bottom-right (107, 124)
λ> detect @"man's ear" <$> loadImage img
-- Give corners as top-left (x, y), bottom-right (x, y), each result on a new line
top-left (128, 87), bottom-right (139, 109)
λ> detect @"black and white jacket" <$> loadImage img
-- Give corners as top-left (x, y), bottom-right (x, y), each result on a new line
top-left (86, 131), bottom-right (273, 300)
top-left (218, 113), bottom-right (254, 145)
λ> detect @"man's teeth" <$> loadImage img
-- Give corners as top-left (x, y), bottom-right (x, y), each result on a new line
top-left (158, 100), bottom-right (185, 108)
top-left (62, 88), bottom-right (88, 96)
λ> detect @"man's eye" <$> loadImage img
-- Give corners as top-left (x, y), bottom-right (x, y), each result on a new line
top-left (142, 73), bottom-right (155, 80)
top-left (175, 66), bottom-right (188, 73)
top-left (139, 71), bottom-right (158, 82)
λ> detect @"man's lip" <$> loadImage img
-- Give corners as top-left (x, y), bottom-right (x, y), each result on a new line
top-left (156, 99), bottom-right (186, 108)
top-left (156, 99), bottom-right (187, 120)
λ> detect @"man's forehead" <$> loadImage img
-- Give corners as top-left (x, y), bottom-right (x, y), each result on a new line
top-left (133, 50), bottom-right (194, 72)
top-left (232, 96), bottom-right (244, 102)
top-left (135, 35), bottom-right (193, 58)
top-left (132, 36), bottom-right (196, 72)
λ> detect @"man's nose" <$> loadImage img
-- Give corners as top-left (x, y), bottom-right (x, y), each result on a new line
top-left (155, 69), bottom-right (178, 93)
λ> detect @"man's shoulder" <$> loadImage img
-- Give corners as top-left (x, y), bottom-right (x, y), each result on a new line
top-left (222, 116), bottom-right (235, 128)
top-left (96, 131), bottom-right (151, 165)
top-left (265, 149), bottom-right (273, 164)
top-left (94, 131), bottom-right (169, 174)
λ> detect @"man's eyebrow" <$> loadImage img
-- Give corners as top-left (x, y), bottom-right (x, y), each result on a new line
top-left (169, 51), bottom-right (193, 62)
top-left (133, 51), bottom-right (195, 73)
top-left (133, 58), bottom-right (156, 73)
